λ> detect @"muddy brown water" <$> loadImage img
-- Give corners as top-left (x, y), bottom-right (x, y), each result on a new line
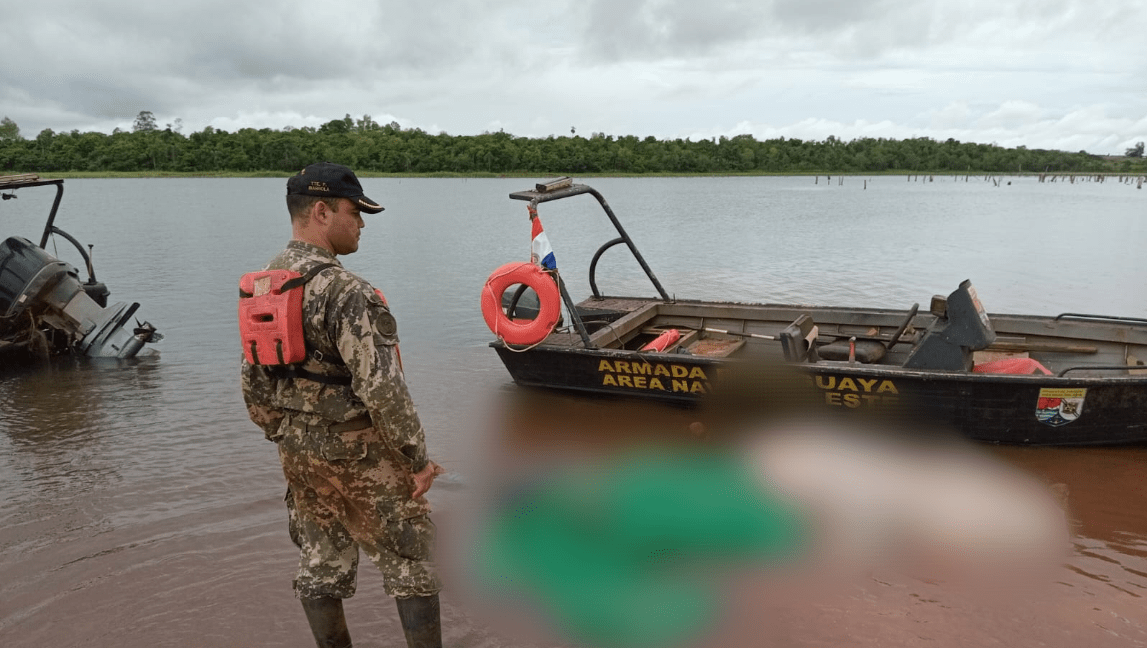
top-left (1, 176), bottom-right (1144, 646)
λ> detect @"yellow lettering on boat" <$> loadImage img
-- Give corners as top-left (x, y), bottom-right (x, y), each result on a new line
top-left (596, 361), bottom-right (710, 395)
top-left (812, 374), bottom-right (898, 408)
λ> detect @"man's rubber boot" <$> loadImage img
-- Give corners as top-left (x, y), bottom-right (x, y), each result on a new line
top-left (300, 596), bottom-right (353, 648)
top-left (395, 594), bottom-right (442, 648)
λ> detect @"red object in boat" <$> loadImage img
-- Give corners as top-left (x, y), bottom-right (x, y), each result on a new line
top-left (973, 357), bottom-right (1053, 375)
top-left (641, 328), bottom-right (681, 352)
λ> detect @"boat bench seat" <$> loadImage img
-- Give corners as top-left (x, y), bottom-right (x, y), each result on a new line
top-left (817, 338), bottom-right (887, 363)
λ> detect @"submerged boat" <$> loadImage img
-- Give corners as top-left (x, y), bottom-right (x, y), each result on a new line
top-left (482, 178), bottom-right (1147, 446)
top-left (0, 174), bottom-right (160, 360)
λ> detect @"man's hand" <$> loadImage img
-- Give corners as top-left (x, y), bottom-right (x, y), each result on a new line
top-left (412, 461), bottom-right (445, 498)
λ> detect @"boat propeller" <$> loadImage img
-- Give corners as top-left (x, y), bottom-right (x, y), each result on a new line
top-left (135, 319), bottom-right (163, 343)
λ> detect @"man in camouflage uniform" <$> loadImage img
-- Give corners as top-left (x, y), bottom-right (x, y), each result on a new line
top-left (241, 162), bottom-right (443, 648)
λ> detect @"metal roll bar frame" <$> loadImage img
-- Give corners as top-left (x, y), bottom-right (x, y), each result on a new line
top-left (509, 179), bottom-right (671, 348)
top-left (2, 176), bottom-right (98, 283)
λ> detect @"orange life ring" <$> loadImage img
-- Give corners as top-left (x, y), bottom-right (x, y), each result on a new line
top-left (481, 261), bottom-right (561, 345)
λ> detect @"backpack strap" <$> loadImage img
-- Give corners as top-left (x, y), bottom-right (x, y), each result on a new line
top-left (280, 262), bottom-right (338, 292)
top-left (238, 262), bottom-right (338, 298)
top-left (290, 262), bottom-right (350, 382)
top-left (261, 364), bottom-right (353, 386)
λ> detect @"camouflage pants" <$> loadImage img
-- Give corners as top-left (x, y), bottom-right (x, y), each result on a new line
top-left (278, 416), bottom-right (441, 600)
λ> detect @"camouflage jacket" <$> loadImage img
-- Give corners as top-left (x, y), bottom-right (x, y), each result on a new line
top-left (240, 240), bottom-right (429, 472)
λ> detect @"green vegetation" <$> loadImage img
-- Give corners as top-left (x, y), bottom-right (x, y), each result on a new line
top-left (0, 116), bottom-right (19, 142)
top-left (2, 113), bottom-right (1145, 177)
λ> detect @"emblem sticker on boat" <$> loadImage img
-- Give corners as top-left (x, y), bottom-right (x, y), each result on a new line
top-left (1035, 388), bottom-right (1086, 426)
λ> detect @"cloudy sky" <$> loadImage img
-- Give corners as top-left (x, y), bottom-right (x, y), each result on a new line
top-left (2, 0), bottom-right (1145, 154)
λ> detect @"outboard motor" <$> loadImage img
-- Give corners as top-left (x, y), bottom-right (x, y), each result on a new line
top-left (902, 279), bottom-right (995, 371)
top-left (0, 236), bottom-right (159, 358)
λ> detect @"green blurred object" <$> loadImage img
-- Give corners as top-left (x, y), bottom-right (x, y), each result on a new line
top-left (477, 451), bottom-right (808, 648)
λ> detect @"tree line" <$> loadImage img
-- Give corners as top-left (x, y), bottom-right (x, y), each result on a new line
top-left (1, 112), bottom-right (1144, 176)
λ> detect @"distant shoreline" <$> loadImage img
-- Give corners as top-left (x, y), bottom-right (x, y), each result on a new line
top-left (7, 170), bottom-right (1146, 180)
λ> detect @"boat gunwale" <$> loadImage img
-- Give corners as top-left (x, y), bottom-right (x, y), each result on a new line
top-left (492, 291), bottom-right (1147, 385)
top-left (576, 294), bottom-right (1147, 344)
top-left (491, 340), bottom-right (1147, 385)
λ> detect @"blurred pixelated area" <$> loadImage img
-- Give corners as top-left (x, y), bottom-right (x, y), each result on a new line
top-left (438, 366), bottom-right (1075, 648)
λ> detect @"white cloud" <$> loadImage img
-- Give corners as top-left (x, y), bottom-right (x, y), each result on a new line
top-left (929, 102), bottom-right (972, 130)
top-left (0, 0), bottom-right (1144, 153)
top-left (976, 101), bottom-right (1044, 130)
top-left (843, 69), bottom-right (932, 93)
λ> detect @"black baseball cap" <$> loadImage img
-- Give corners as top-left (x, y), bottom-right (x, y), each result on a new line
top-left (286, 162), bottom-right (384, 213)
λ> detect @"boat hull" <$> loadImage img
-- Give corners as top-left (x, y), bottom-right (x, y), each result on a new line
top-left (493, 342), bottom-right (1147, 445)
top-left (490, 291), bottom-right (1147, 447)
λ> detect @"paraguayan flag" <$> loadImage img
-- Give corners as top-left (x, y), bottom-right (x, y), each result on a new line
top-left (530, 216), bottom-right (557, 271)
